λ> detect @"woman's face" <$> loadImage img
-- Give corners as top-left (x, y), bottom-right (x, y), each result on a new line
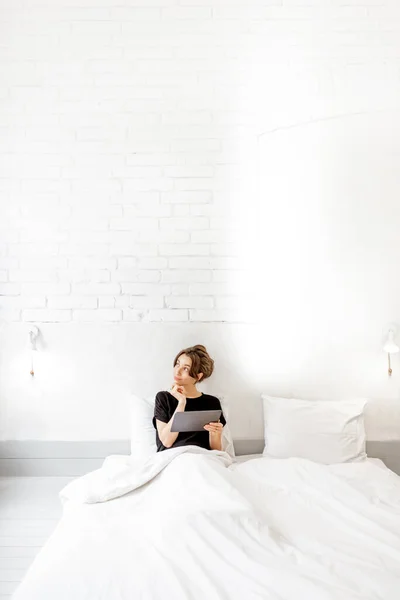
top-left (173, 354), bottom-right (196, 386)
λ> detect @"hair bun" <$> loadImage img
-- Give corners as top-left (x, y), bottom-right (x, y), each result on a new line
top-left (173, 345), bottom-right (214, 384)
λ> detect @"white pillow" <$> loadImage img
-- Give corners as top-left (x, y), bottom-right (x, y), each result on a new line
top-left (130, 394), bottom-right (157, 459)
top-left (261, 394), bottom-right (368, 464)
top-left (129, 392), bottom-right (235, 459)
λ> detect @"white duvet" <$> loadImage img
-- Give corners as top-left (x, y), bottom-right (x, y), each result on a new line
top-left (12, 446), bottom-right (400, 600)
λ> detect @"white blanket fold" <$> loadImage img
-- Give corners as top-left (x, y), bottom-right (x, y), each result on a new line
top-left (59, 445), bottom-right (233, 504)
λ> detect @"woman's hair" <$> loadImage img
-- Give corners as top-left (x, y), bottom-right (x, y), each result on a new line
top-left (173, 344), bottom-right (214, 384)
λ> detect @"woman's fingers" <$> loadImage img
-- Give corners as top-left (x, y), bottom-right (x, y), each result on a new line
top-left (204, 422), bottom-right (223, 433)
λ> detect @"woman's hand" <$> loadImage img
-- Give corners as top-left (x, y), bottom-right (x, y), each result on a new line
top-left (204, 420), bottom-right (223, 435)
top-left (170, 384), bottom-right (186, 406)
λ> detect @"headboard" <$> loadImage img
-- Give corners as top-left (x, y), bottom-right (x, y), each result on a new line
top-left (0, 439), bottom-right (399, 476)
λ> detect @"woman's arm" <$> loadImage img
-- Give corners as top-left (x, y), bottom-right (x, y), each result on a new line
top-left (204, 421), bottom-right (224, 451)
top-left (156, 400), bottom-right (186, 448)
top-left (209, 432), bottom-right (222, 451)
top-left (156, 386), bottom-right (186, 448)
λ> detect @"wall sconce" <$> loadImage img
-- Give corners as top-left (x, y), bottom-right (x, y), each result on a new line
top-left (383, 329), bottom-right (399, 377)
top-left (28, 325), bottom-right (39, 376)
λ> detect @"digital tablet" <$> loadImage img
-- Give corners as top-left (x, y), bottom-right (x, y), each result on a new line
top-left (170, 410), bottom-right (222, 433)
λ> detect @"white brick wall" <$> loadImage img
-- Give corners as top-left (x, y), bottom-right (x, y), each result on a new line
top-left (1, 0), bottom-right (400, 325)
top-left (2, 1), bottom-right (400, 443)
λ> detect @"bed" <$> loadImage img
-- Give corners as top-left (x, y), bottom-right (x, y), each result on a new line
top-left (11, 445), bottom-right (400, 600)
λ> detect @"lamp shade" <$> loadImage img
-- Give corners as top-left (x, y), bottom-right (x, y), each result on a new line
top-left (383, 330), bottom-right (400, 354)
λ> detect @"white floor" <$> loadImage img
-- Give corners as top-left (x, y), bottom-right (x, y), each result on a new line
top-left (0, 477), bottom-right (74, 598)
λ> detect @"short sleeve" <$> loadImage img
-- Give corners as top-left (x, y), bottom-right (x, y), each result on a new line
top-left (152, 392), bottom-right (170, 428)
top-left (216, 399), bottom-right (226, 427)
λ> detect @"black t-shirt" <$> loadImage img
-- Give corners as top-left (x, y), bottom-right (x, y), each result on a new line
top-left (152, 391), bottom-right (226, 452)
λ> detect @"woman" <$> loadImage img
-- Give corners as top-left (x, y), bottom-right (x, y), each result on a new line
top-left (152, 345), bottom-right (226, 452)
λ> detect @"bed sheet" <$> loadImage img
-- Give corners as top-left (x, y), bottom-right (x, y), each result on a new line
top-left (12, 451), bottom-right (400, 600)
top-left (233, 453), bottom-right (263, 464)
